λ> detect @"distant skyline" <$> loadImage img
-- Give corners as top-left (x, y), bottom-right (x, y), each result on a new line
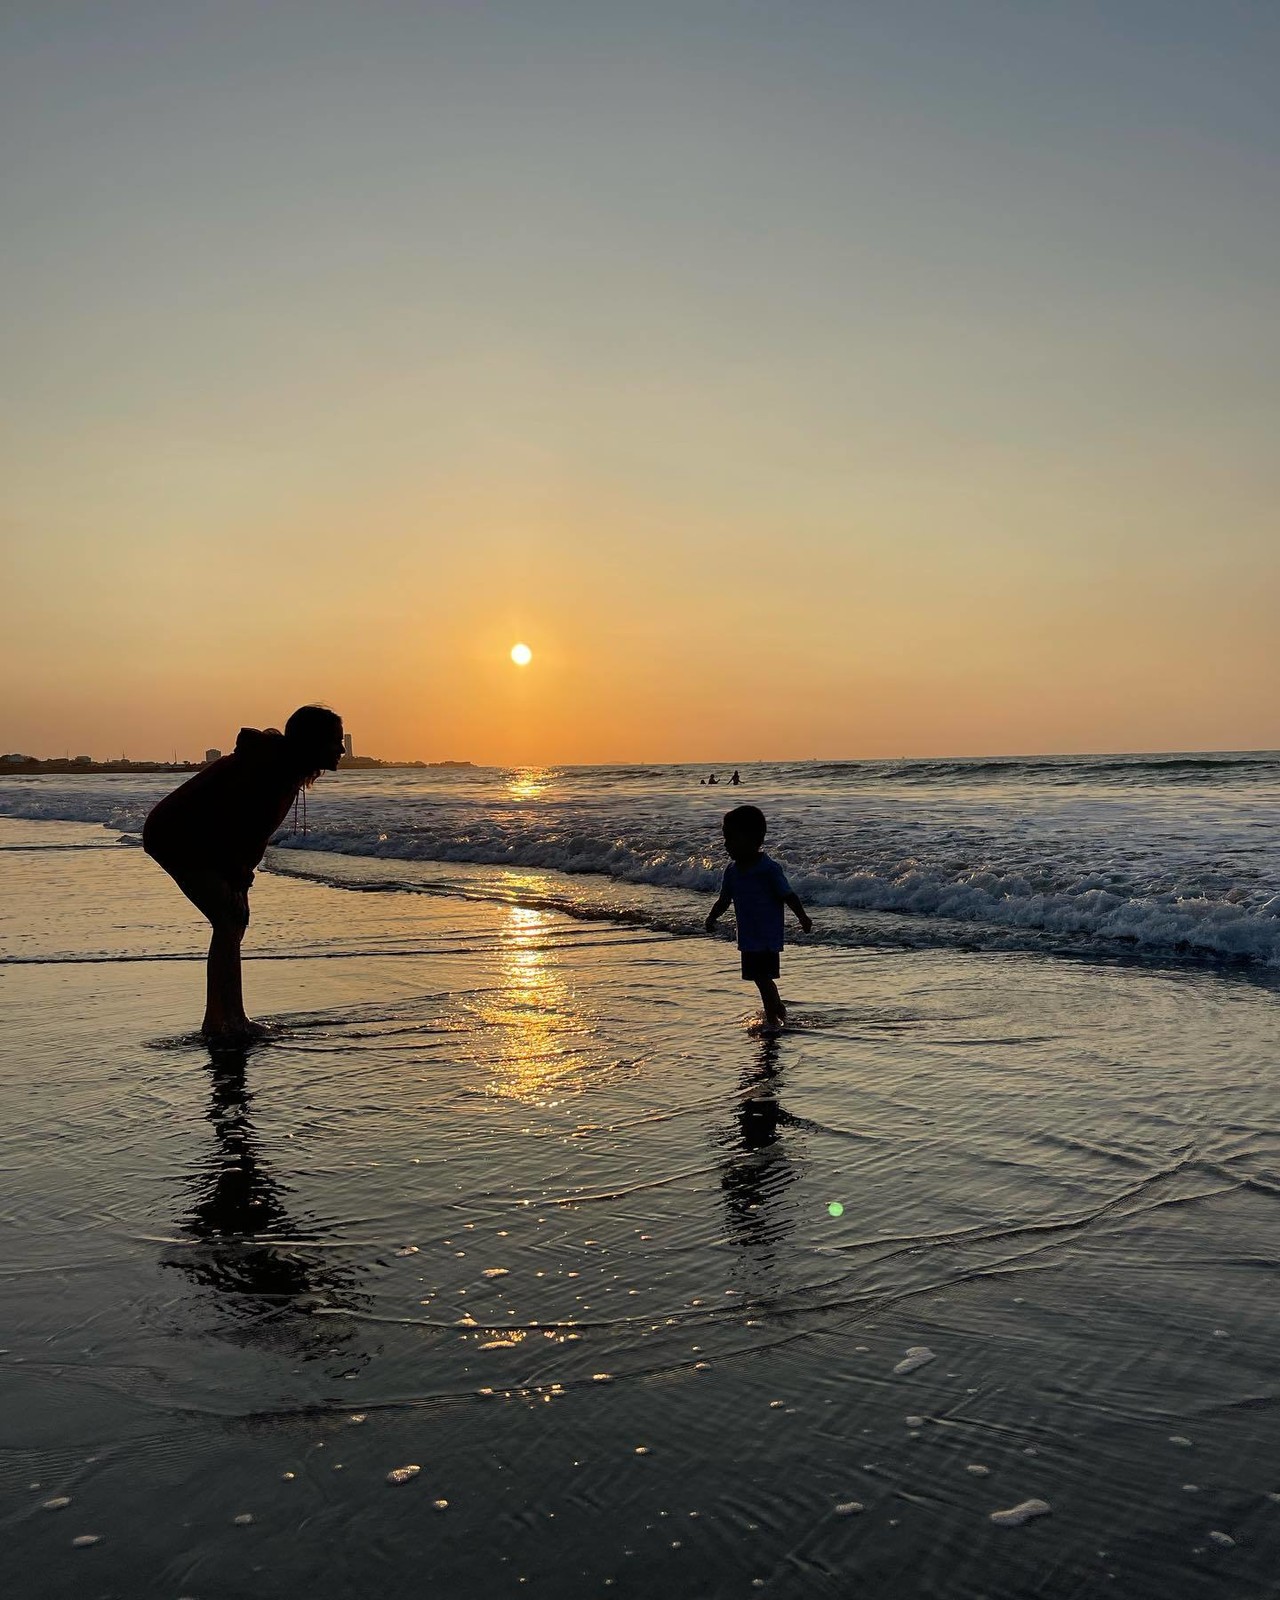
top-left (3, 1), bottom-right (1277, 764)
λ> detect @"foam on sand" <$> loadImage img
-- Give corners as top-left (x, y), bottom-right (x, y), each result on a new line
top-left (990, 1499), bottom-right (1051, 1527)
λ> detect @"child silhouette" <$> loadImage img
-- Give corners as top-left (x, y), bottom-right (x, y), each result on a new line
top-left (706, 805), bottom-right (811, 1032)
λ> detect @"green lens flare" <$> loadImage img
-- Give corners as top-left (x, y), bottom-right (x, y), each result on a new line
top-left (827, 1201), bottom-right (844, 1218)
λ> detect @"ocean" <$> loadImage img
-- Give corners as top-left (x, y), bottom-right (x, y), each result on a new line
top-left (4, 752), bottom-right (1279, 968)
top-left (1, 757), bottom-right (1277, 1598)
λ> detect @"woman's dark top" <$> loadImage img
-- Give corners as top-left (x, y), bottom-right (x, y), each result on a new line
top-left (142, 728), bottom-right (303, 889)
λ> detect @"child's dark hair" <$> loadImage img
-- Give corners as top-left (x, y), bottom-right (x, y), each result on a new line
top-left (284, 704), bottom-right (343, 784)
top-left (723, 805), bottom-right (767, 849)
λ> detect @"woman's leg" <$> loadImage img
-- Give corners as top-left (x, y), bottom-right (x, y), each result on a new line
top-left (203, 918), bottom-right (249, 1036)
top-left (161, 867), bottom-right (253, 1038)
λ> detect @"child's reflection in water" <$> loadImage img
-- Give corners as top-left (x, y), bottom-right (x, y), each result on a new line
top-left (717, 1039), bottom-right (803, 1267)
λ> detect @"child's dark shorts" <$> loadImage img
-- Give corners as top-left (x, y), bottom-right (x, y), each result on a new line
top-left (740, 949), bottom-right (780, 981)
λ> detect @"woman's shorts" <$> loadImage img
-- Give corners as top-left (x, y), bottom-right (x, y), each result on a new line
top-left (740, 949), bottom-right (780, 981)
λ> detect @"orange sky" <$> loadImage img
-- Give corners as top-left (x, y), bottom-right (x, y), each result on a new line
top-left (3, 4), bottom-right (1277, 763)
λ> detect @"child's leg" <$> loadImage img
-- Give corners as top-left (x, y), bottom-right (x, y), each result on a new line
top-left (755, 977), bottom-right (786, 1028)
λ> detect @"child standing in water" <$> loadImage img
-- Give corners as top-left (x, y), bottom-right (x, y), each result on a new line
top-left (143, 705), bottom-right (344, 1043)
top-left (705, 805), bottom-right (811, 1031)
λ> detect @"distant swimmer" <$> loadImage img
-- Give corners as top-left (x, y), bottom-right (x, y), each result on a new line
top-left (731, 770), bottom-right (741, 785)
top-left (707, 773), bottom-right (719, 785)
top-left (705, 804), bottom-right (812, 1034)
top-left (142, 705), bottom-right (345, 1045)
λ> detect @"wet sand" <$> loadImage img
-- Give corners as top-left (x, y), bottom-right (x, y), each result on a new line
top-left (2, 818), bottom-right (1278, 1598)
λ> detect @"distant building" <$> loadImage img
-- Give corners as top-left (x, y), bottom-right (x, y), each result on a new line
top-left (2, 753), bottom-right (29, 764)
top-left (204, 748), bottom-right (222, 764)
top-left (343, 733), bottom-right (354, 758)
top-left (73, 754), bottom-right (92, 764)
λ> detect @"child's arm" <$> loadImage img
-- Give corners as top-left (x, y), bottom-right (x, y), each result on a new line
top-left (784, 891), bottom-right (813, 934)
top-left (705, 889), bottom-right (732, 933)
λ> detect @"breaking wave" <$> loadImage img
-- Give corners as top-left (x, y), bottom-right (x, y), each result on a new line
top-left (2, 754), bottom-right (1278, 969)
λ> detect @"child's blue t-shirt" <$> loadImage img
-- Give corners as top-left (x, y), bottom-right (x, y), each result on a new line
top-left (721, 853), bottom-right (792, 952)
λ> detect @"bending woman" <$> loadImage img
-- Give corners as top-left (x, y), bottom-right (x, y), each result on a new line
top-left (143, 705), bottom-right (344, 1043)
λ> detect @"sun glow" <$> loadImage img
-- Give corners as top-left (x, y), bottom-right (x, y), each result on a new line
top-left (510, 642), bottom-right (533, 666)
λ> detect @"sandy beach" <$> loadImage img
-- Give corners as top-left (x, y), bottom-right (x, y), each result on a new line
top-left (2, 812), bottom-right (1277, 1598)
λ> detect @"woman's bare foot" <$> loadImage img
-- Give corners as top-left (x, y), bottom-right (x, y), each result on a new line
top-left (202, 1018), bottom-right (270, 1047)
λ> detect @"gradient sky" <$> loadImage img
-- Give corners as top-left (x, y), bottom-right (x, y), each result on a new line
top-left (3, 0), bottom-right (1277, 763)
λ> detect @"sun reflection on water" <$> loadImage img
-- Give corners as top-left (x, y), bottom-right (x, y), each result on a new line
top-left (472, 904), bottom-right (592, 1105)
top-left (506, 767), bottom-right (554, 802)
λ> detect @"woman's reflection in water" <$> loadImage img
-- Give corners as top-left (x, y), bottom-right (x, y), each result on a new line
top-left (165, 1050), bottom-right (366, 1356)
top-left (717, 1038), bottom-right (804, 1286)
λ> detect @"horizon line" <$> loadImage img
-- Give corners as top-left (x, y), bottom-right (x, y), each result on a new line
top-left (4, 745), bottom-right (1278, 770)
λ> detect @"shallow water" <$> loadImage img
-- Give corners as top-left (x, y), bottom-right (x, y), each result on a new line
top-left (1, 817), bottom-right (1278, 1598)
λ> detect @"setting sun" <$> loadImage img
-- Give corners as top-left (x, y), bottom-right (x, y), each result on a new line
top-left (510, 643), bottom-right (533, 667)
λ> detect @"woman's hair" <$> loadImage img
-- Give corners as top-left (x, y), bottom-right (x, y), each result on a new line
top-left (284, 704), bottom-right (343, 785)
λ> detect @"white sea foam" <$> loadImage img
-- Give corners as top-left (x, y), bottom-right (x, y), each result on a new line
top-left (4, 754), bottom-right (1278, 968)
top-left (990, 1498), bottom-right (1051, 1527)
